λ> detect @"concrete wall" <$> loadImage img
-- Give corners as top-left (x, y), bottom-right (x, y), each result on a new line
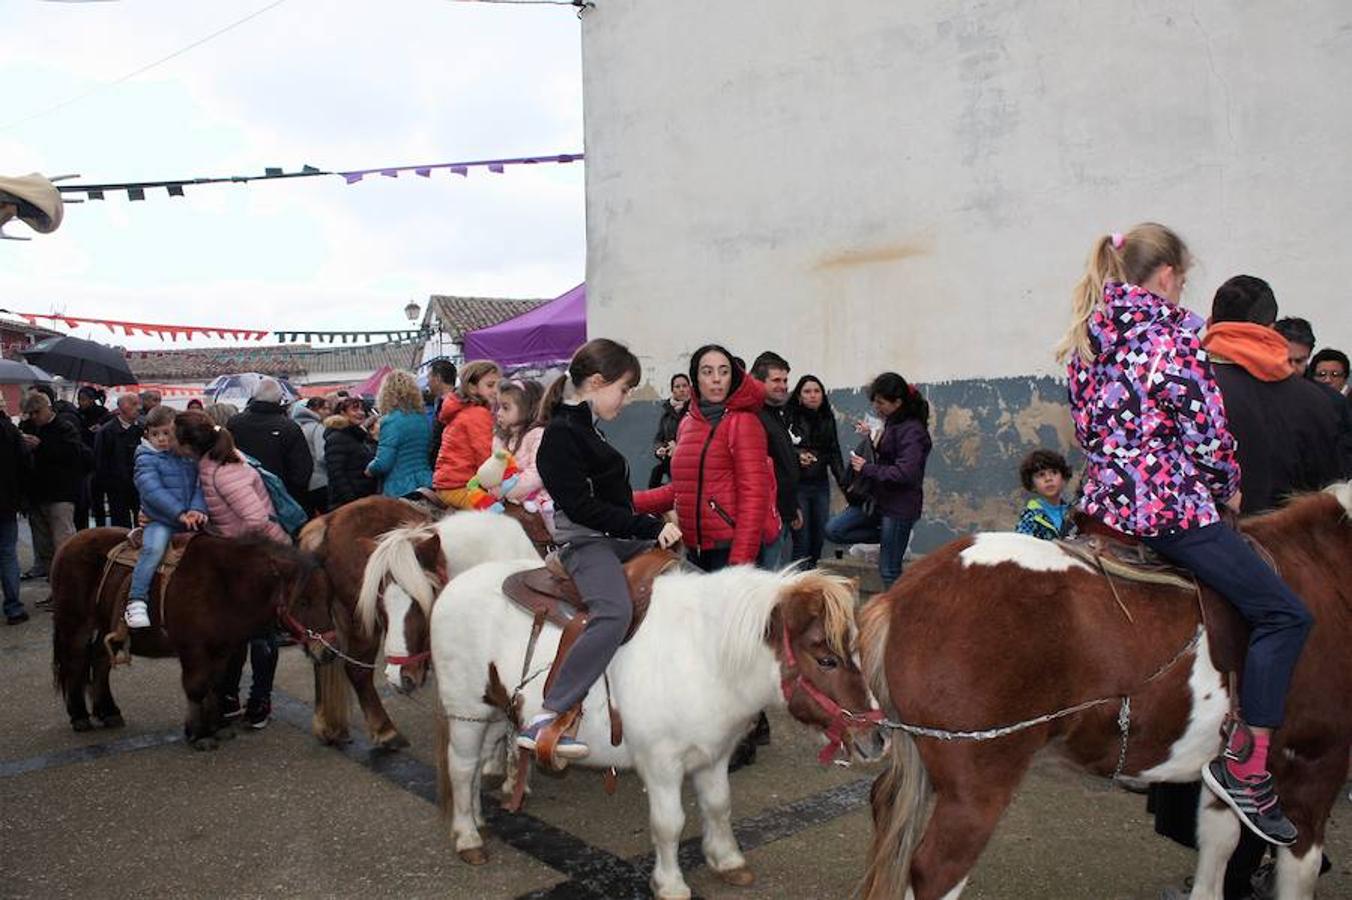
top-left (582, 1), bottom-right (1351, 547)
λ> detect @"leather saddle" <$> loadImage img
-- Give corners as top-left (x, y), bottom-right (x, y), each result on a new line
top-left (109, 529), bottom-right (196, 574)
top-left (502, 547), bottom-right (678, 643)
top-left (101, 531), bottom-right (197, 661)
top-left (501, 503), bottom-right (555, 560)
top-left (500, 547), bottom-right (679, 773)
top-left (1055, 532), bottom-right (1195, 591)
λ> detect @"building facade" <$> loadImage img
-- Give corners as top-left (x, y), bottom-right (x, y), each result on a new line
top-left (580, 0), bottom-right (1352, 548)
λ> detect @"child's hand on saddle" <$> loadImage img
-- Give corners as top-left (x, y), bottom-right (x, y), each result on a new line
top-left (657, 522), bottom-right (682, 549)
top-left (179, 511), bottom-right (207, 531)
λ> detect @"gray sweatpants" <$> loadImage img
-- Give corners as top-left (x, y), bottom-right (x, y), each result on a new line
top-left (543, 537), bottom-right (651, 714)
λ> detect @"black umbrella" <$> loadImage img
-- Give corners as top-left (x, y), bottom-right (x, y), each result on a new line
top-left (0, 359), bottom-right (56, 385)
top-left (21, 335), bottom-right (137, 385)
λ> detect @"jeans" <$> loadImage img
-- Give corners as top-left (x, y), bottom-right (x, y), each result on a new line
top-left (791, 480), bottom-right (832, 566)
top-left (1144, 522), bottom-right (1312, 728)
top-left (543, 538), bottom-right (650, 713)
top-left (1, 512), bottom-right (22, 618)
top-left (29, 502), bottom-right (75, 576)
top-left (128, 521), bottom-right (173, 601)
top-left (758, 522), bottom-right (792, 570)
top-left (824, 505), bottom-right (915, 589)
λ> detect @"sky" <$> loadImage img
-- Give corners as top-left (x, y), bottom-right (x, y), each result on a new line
top-left (0, 0), bottom-right (585, 350)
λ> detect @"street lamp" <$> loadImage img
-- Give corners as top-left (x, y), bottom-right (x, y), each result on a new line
top-left (404, 299), bottom-right (421, 324)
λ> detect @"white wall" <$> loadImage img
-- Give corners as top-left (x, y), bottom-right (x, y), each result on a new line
top-left (582, 1), bottom-right (1352, 389)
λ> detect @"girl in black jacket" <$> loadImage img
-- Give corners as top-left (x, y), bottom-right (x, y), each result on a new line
top-left (518, 339), bottom-right (682, 762)
top-left (788, 375), bottom-right (844, 566)
top-left (323, 398), bottom-right (377, 508)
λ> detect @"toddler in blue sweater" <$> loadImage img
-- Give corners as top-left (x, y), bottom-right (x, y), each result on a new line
top-left (126, 407), bottom-right (207, 628)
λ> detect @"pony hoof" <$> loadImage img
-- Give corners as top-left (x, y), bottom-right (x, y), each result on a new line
top-left (716, 867), bottom-right (756, 887)
top-left (99, 714), bottom-right (126, 729)
top-left (71, 718), bottom-right (94, 733)
top-left (191, 737), bottom-right (220, 752)
top-left (457, 847), bottom-right (488, 866)
top-left (376, 732), bottom-right (410, 751)
top-left (320, 730), bottom-right (352, 746)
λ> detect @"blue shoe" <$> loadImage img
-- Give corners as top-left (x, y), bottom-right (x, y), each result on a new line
top-left (516, 715), bottom-right (589, 760)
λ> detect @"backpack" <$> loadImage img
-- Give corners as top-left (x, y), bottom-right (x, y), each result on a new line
top-left (240, 453), bottom-right (308, 536)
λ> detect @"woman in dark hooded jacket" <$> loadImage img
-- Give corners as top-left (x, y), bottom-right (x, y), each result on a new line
top-left (324, 397), bottom-right (378, 508)
top-left (787, 375), bottom-right (844, 567)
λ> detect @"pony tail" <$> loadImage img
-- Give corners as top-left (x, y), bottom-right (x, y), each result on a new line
top-left (1055, 235), bottom-right (1123, 364)
top-left (209, 425), bottom-right (239, 464)
top-left (539, 375), bottom-right (567, 425)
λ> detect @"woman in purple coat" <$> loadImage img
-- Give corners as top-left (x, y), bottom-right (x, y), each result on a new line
top-left (824, 372), bottom-right (931, 588)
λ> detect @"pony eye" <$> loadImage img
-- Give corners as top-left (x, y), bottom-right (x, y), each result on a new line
top-left (815, 655), bottom-right (839, 670)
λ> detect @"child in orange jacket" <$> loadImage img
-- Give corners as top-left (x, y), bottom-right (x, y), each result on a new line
top-left (433, 360), bottom-right (501, 509)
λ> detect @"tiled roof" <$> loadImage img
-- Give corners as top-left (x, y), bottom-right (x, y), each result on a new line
top-left (126, 341), bottom-right (423, 382)
top-left (425, 296), bottom-right (546, 339)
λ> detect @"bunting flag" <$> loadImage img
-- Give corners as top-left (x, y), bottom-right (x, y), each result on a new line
top-left (52, 152), bottom-right (583, 203)
top-left (12, 310), bottom-right (433, 346)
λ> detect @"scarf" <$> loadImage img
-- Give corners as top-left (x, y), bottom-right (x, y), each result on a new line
top-left (698, 399), bottom-right (727, 426)
top-left (1202, 322), bottom-right (1293, 382)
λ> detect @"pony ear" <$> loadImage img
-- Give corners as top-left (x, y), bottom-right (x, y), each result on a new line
top-left (414, 533), bottom-right (446, 584)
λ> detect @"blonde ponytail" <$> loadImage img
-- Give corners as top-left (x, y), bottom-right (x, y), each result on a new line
top-left (1056, 223), bottom-right (1190, 364)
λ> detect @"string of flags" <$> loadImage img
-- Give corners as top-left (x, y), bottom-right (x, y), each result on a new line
top-left (53, 152), bottom-right (583, 202)
top-left (11, 311), bottom-right (430, 345)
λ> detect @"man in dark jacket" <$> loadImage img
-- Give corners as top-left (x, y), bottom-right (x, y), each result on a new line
top-left (1, 394), bottom-right (32, 623)
top-left (227, 377), bottom-right (313, 502)
top-left (94, 393), bottom-right (144, 528)
top-left (1151, 275), bottom-right (1340, 900)
top-left (19, 392), bottom-right (83, 583)
top-left (751, 351), bottom-right (800, 569)
top-left (425, 359), bottom-right (457, 467)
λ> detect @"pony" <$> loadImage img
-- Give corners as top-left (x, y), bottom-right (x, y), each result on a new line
top-left (355, 510), bottom-right (540, 692)
top-left (429, 560), bottom-right (887, 900)
top-left (859, 484), bottom-right (1352, 900)
top-left (51, 527), bottom-right (330, 750)
top-left (297, 495), bottom-right (435, 749)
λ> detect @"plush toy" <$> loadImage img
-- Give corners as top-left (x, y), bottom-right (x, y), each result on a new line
top-left (464, 450), bottom-right (520, 513)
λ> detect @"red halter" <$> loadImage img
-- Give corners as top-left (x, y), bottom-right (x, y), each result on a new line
top-left (779, 626), bottom-right (883, 765)
top-left (384, 650), bottom-right (431, 666)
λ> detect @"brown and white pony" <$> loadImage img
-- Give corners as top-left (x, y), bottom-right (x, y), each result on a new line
top-left (860, 483), bottom-right (1352, 900)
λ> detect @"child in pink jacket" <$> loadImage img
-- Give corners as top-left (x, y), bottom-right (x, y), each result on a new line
top-left (175, 411), bottom-right (288, 728)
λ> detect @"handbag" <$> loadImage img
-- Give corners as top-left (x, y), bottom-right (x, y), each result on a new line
top-left (841, 437), bottom-right (879, 520)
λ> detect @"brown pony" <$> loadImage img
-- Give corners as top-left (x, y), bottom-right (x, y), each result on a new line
top-left (860, 484), bottom-right (1352, 900)
top-left (298, 495), bottom-right (437, 749)
top-left (51, 527), bottom-right (331, 750)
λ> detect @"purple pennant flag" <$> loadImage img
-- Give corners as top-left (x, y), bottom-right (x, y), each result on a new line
top-left (557, 154), bottom-right (576, 163)
top-left (450, 166), bottom-right (468, 177)
top-left (415, 168), bottom-right (431, 177)
top-left (380, 169), bottom-right (398, 178)
top-left (488, 163), bottom-right (504, 174)
top-left (344, 173), bottom-right (364, 184)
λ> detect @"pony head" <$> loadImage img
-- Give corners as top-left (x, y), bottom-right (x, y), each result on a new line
top-left (770, 570), bottom-right (886, 763)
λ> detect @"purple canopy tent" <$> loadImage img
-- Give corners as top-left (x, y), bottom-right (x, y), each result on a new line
top-left (462, 283), bottom-right (585, 368)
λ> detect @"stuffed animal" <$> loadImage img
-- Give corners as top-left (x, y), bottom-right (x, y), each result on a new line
top-left (464, 450), bottom-right (520, 513)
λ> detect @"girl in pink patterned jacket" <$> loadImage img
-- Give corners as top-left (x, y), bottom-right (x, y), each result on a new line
top-left (1060, 223), bottom-right (1311, 847)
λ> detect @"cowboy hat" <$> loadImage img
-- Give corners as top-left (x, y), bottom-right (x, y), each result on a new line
top-left (0, 172), bottom-right (63, 234)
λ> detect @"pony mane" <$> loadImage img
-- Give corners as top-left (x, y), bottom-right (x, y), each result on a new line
top-left (1244, 480), bottom-right (1352, 539)
top-left (355, 521), bottom-right (439, 634)
top-left (709, 566), bottom-right (857, 678)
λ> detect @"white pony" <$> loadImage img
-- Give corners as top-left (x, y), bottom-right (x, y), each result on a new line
top-left (430, 559), bottom-right (885, 899)
top-left (356, 511), bottom-right (539, 690)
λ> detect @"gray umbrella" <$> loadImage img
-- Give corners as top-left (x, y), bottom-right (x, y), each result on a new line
top-left (21, 335), bottom-right (137, 386)
top-left (0, 359), bottom-right (56, 385)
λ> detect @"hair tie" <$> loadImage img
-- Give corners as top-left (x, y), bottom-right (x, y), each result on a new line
top-left (1110, 232), bottom-right (1125, 250)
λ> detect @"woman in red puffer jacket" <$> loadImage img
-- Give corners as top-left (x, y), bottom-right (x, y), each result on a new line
top-left (638, 344), bottom-right (777, 570)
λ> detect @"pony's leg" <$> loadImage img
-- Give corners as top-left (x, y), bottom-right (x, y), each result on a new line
top-left (641, 758), bottom-right (692, 900)
top-left (691, 759), bottom-right (751, 884)
top-left (346, 659), bottom-right (407, 750)
top-left (909, 743), bottom-right (1033, 900)
top-left (447, 718), bottom-right (490, 863)
top-left (179, 651), bottom-right (218, 750)
top-left (1273, 844), bottom-right (1321, 899)
top-left (89, 647), bottom-right (124, 728)
top-left (310, 661), bottom-right (351, 744)
top-left (1189, 793), bottom-right (1241, 900)
top-left (61, 634), bottom-right (93, 731)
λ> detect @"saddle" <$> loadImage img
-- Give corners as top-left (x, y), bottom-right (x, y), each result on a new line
top-left (100, 530), bottom-right (197, 663)
top-left (401, 487), bottom-right (449, 517)
top-left (499, 547), bottom-right (679, 773)
top-left (501, 502), bottom-right (555, 559)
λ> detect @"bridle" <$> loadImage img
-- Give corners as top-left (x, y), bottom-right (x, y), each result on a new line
top-left (779, 626), bottom-right (883, 765)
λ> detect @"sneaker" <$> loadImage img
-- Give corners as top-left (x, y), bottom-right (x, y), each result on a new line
top-left (1201, 757), bottom-right (1298, 846)
top-left (517, 715), bottom-right (589, 760)
top-left (243, 701), bottom-right (271, 730)
top-left (20, 569), bottom-right (46, 581)
top-left (124, 599), bottom-right (151, 629)
top-left (221, 694), bottom-right (243, 721)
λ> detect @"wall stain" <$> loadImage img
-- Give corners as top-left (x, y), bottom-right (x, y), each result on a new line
top-left (814, 240), bottom-right (929, 271)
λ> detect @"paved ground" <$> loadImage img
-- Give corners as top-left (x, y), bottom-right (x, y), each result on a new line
top-left (2, 532), bottom-right (1349, 899)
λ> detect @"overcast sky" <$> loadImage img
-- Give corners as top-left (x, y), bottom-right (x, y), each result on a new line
top-left (0, 0), bottom-right (585, 350)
